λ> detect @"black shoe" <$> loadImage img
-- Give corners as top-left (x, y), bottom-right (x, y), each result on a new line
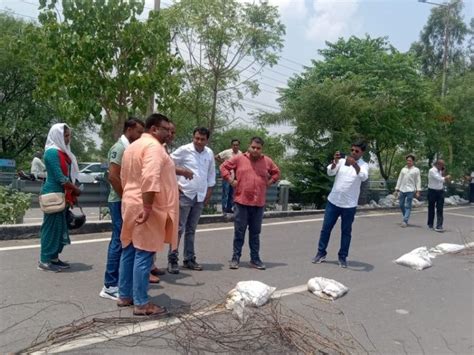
top-left (249, 260), bottom-right (266, 270)
top-left (167, 261), bottom-right (180, 274)
top-left (312, 254), bottom-right (326, 264)
top-left (434, 227), bottom-right (445, 232)
top-left (229, 259), bottom-right (239, 269)
top-left (183, 259), bottom-right (203, 271)
top-left (338, 258), bottom-right (347, 268)
top-left (38, 262), bottom-right (61, 272)
top-left (51, 259), bottom-right (71, 269)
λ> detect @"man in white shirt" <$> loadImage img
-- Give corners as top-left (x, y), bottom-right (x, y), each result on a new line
top-left (215, 139), bottom-right (242, 214)
top-left (312, 141), bottom-right (369, 268)
top-left (395, 154), bottom-right (421, 227)
top-left (31, 151), bottom-right (46, 179)
top-left (168, 127), bottom-right (216, 273)
top-left (427, 159), bottom-right (451, 232)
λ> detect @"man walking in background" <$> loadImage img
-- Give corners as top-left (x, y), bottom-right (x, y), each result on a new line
top-left (215, 139), bottom-right (241, 214)
top-left (395, 154), bottom-right (421, 227)
top-left (427, 159), bottom-right (451, 232)
top-left (221, 137), bottom-right (280, 270)
top-left (168, 127), bottom-right (216, 273)
top-left (99, 118), bottom-right (145, 300)
top-left (312, 141), bottom-right (369, 268)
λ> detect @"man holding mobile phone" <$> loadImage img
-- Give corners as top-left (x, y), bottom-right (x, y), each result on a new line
top-left (427, 159), bottom-right (451, 232)
top-left (312, 141), bottom-right (369, 268)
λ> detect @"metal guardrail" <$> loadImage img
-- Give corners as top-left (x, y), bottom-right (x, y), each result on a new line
top-left (11, 178), bottom-right (281, 208)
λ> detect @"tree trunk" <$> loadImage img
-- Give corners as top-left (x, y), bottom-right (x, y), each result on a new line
top-left (112, 112), bottom-right (128, 140)
top-left (209, 80), bottom-right (218, 137)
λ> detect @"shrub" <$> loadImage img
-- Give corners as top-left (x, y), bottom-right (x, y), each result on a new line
top-left (0, 186), bottom-right (32, 224)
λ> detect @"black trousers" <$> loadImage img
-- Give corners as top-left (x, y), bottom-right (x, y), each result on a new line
top-left (427, 188), bottom-right (444, 228)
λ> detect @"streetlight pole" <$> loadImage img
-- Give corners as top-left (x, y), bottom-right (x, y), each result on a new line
top-left (418, 0), bottom-right (451, 98)
top-left (146, 0), bottom-right (161, 116)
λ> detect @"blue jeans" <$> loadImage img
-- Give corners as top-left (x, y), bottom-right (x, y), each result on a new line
top-left (169, 193), bottom-right (204, 262)
top-left (317, 201), bottom-right (357, 259)
top-left (399, 191), bottom-right (414, 223)
top-left (232, 203), bottom-right (264, 262)
top-left (222, 180), bottom-right (234, 213)
top-left (104, 201), bottom-right (122, 287)
top-left (118, 243), bottom-right (155, 306)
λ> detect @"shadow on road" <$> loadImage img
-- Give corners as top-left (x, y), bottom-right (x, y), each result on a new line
top-left (63, 262), bottom-right (94, 272)
top-left (325, 259), bottom-right (374, 272)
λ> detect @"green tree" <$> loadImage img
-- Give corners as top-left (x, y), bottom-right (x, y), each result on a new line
top-left (263, 36), bottom-right (435, 202)
top-left (0, 14), bottom-right (56, 165)
top-left (167, 0), bottom-right (285, 135)
top-left (410, 0), bottom-right (470, 92)
top-left (36, 0), bottom-right (182, 141)
top-left (410, 1), bottom-right (473, 169)
top-left (436, 72), bottom-right (474, 175)
top-left (211, 125), bottom-right (286, 167)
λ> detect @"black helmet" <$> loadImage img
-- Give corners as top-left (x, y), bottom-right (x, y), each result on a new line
top-left (66, 207), bottom-right (86, 230)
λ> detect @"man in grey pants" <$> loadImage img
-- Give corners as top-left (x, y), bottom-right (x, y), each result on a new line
top-left (168, 127), bottom-right (216, 273)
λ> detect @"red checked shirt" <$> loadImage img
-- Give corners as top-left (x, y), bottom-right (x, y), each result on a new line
top-left (220, 152), bottom-right (280, 207)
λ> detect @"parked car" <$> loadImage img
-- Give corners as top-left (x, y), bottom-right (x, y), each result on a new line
top-left (77, 162), bottom-right (108, 183)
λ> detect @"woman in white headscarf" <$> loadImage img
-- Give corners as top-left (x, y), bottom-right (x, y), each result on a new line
top-left (38, 123), bottom-right (81, 272)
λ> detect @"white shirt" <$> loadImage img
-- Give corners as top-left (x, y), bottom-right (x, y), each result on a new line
top-left (217, 148), bottom-right (241, 161)
top-left (30, 157), bottom-right (46, 178)
top-left (171, 143), bottom-right (216, 202)
top-left (428, 166), bottom-right (446, 190)
top-left (327, 158), bottom-right (369, 208)
top-left (395, 166), bottom-right (421, 193)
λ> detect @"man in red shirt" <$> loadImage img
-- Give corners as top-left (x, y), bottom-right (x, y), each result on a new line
top-left (220, 137), bottom-right (280, 270)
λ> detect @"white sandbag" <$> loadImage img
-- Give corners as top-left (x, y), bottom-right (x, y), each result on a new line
top-left (307, 277), bottom-right (349, 300)
top-left (379, 194), bottom-right (397, 207)
top-left (444, 196), bottom-right (457, 206)
top-left (369, 200), bottom-right (380, 208)
top-left (395, 247), bottom-right (433, 270)
top-left (429, 243), bottom-right (466, 256)
top-left (225, 281), bottom-right (276, 321)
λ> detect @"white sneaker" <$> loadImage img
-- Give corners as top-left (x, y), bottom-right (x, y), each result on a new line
top-left (401, 222), bottom-right (407, 228)
top-left (99, 286), bottom-right (119, 300)
top-left (434, 227), bottom-right (445, 233)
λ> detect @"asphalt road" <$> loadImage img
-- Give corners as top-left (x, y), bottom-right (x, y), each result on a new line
top-left (0, 206), bottom-right (472, 354)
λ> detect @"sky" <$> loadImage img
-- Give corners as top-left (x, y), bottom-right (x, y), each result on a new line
top-left (2, 0), bottom-right (473, 136)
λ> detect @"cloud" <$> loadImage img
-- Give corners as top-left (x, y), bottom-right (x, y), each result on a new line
top-left (267, 0), bottom-right (306, 18)
top-left (305, 0), bottom-right (362, 42)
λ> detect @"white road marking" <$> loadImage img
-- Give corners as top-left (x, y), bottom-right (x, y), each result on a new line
top-left (444, 212), bottom-right (474, 219)
top-left (1, 207), bottom-right (469, 253)
top-left (31, 283), bottom-right (310, 354)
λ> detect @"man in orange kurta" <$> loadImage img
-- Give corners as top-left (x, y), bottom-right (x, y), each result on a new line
top-left (118, 113), bottom-right (178, 316)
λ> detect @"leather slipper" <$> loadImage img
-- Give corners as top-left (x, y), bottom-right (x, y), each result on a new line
top-left (150, 267), bottom-right (166, 276)
top-left (117, 298), bottom-right (133, 307)
top-left (133, 303), bottom-right (169, 316)
top-left (149, 274), bottom-right (160, 283)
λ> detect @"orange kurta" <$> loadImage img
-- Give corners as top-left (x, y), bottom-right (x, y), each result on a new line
top-left (120, 133), bottom-right (179, 252)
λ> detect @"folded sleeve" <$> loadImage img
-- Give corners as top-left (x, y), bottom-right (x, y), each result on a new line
top-left (207, 151), bottom-right (216, 187)
top-left (358, 163), bottom-right (369, 182)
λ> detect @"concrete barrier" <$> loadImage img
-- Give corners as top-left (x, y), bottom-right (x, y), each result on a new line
top-left (0, 206), bottom-right (404, 241)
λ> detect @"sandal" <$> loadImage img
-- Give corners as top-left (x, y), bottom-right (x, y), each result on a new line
top-left (149, 274), bottom-right (160, 284)
top-left (133, 303), bottom-right (169, 317)
top-left (117, 298), bottom-right (134, 307)
top-left (150, 266), bottom-right (166, 276)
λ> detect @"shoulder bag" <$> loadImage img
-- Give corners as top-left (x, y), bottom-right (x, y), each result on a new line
top-left (39, 192), bottom-right (66, 214)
